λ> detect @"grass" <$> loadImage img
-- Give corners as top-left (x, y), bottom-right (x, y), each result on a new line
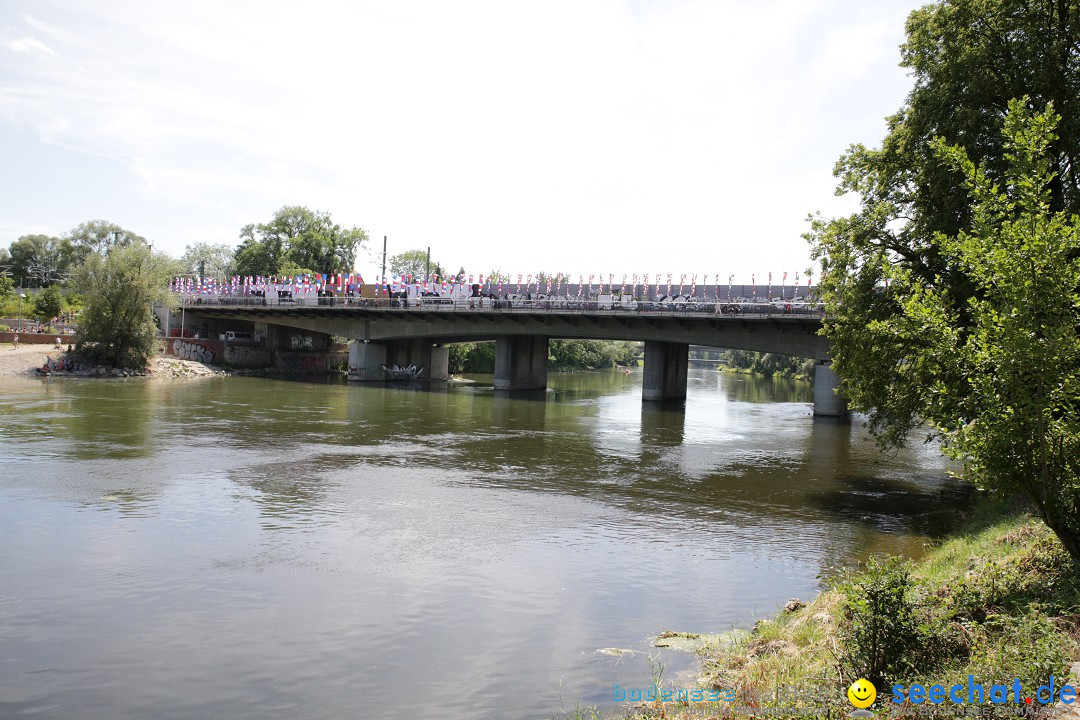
top-left (556, 496), bottom-right (1080, 720)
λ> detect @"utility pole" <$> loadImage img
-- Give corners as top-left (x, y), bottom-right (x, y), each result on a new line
top-left (425, 246), bottom-right (430, 282)
top-left (380, 236), bottom-right (387, 296)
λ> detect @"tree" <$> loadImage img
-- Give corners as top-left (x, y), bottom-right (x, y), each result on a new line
top-left (389, 249), bottom-right (445, 280)
top-left (886, 102), bottom-right (1080, 558)
top-left (547, 340), bottom-right (637, 371)
top-left (807, 0), bottom-right (1080, 450)
top-left (233, 206), bottom-right (367, 277)
top-left (180, 242), bottom-right (235, 279)
top-left (65, 220), bottom-right (145, 263)
top-left (0, 274), bottom-right (13, 300)
top-left (33, 284), bottom-right (64, 320)
top-left (75, 243), bottom-right (176, 368)
top-left (6, 234), bottom-right (76, 287)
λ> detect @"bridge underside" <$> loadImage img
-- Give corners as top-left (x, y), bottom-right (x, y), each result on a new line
top-left (192, 307), bottom-right (829, 357)
top-left (189, 307), bottom-right (846, 415)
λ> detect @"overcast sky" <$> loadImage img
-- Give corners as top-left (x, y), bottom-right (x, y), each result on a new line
top-left (1, 0), bottom-right (924, 281)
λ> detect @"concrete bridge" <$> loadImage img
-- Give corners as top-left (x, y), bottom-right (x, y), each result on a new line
top-left (177, 297), bottom-right (847, 416)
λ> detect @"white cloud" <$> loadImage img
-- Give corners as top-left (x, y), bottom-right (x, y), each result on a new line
top-left (2, 35), bottom-right (53, 54)
top-left (0, 0), bottom-right (923, 279)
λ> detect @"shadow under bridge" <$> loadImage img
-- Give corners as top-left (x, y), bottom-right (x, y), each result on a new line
top-left (188, 305), bottom-right (846, 416)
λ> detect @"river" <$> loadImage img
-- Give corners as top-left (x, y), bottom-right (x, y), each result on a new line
top-left (0, 369), bottom-right (965, 719)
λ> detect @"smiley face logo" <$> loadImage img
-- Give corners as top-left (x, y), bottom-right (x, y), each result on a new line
top-left (847, 678), bottom-right (877, 709)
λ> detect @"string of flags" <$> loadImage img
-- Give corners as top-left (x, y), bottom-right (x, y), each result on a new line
top-left (169, 272), bottom-right (819, 300)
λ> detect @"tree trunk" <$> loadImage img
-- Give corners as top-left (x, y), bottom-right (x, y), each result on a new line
top-left (1039, 504), bottom-right (1080, 563)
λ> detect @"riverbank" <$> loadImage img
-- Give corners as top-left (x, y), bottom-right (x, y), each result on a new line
top-left (0, 343), bottom-right (59, 376)
top-left (613, 498), bottom-right (1080, 719)
top-left (0, 342), bottom-right (224, 378)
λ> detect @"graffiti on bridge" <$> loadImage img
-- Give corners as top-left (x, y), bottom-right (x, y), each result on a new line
top-left (172, 339), bottom-right (215, 363)
top-left (289, 334), bottom-right (314, 350)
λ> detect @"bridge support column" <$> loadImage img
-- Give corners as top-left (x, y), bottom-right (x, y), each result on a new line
top-left (348, 339), bottom-right (447, 381)
top-left (642, 341), bottom-right (688, 402)
top-left (813, 361), bottom-right (849, 417)
top-left (429, 345), bottom-right (449, 381)
top-left (348, 341), bottom-right (387, 381)
top-left (385, 338), bottom-right (439, 379)
top-left (495, 336), bottom-right (548, 391)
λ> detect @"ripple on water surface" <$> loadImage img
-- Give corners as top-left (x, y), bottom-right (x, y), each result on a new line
top-left (0, 371), bottom-right (965, 720)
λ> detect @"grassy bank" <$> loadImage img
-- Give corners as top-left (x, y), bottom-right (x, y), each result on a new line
top-left (566, 497), bottom-right (1080, 719)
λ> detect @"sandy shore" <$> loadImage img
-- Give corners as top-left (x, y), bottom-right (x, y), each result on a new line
top-left (0, 342), bottom-right (221, 378)
top-left (0, 344), bottom-right (60, 376)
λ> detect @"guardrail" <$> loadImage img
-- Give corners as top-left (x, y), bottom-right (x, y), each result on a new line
top-left (174, 294), bottom-right (824, 317)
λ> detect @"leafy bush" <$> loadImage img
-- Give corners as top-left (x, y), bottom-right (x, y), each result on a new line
top-left (837, 555), bottom-right (917, 684)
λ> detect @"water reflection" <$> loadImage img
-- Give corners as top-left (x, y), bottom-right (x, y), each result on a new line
top-left (723, 372), bottom-right (811, 404)
top-left (639, 405), bottom-right (685, 447)
top-left (0, 369), bottom-right (966, 720)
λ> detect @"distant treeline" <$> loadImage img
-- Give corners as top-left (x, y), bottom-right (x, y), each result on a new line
top-left (448, 340), bottom-right (638, 374)
top-left (692, 349), bottom-right (815, 380)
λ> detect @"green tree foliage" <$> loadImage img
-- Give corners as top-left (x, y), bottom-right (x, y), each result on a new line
top-left (33, 285), bottom-right (64, 320)
top-left (389, 249), bottom-right (445, 280)
top-left (6, 234), bottom-right (76, 287)
top-left (447, 342), bottom-right (497, 373)
top-left (547, 340), bottom-right (637, 371)
top-left (889, 103), bottom-right (1080, 558)
top-left (447, 340), bottom-right (637, 373)
top-left (0, 274), bottom-right (13, 300)
top-left (75, 243), bottom-right (176, 368)
top-left (65, 220), bottom-right (145, 263)
top-left (716, 350), bottom-right (814, 379)
top-left (180, 241), bottom-right (235, 278)
top-left (233, 206), bottom-right (367, 277)
top-left (807, 0), bottom-right (1080, 451)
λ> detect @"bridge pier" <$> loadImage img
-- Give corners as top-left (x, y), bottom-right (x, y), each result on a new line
top-left (348, 340), bottom-right (387, 381)
top-left (813, 361), bottom-right (849, 417)
top-left (348, 339), bottom-right (449, 381)
top-left (642, 341), bottom-right (688, 402)
top-left (495, 336), bottom-right (548, 391)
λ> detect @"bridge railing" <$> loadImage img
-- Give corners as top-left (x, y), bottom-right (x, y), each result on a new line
top-left (174, 294), bottom-right (824, 317)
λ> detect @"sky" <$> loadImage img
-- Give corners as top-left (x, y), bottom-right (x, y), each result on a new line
top-left (0, 0), bottom-right (925, 282)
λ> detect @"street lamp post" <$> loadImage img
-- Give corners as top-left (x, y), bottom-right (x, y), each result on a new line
top-left (17, 293), bottom-right (25, 332)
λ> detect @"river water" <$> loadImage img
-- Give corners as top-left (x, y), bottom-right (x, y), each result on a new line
top-left (0, 369), bottom-right (965, 719)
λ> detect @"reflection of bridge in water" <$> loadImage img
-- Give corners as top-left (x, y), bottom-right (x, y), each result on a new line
top-left (177, 295), bottom-right (847, 416)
